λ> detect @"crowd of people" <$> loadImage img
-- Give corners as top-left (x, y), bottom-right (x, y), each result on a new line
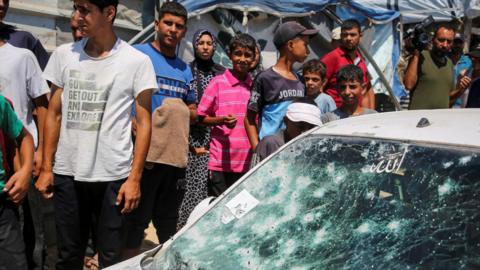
top-left (1, 0), bottom-right (479, 269)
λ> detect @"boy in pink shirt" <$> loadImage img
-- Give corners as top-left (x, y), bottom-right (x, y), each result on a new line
top-left (197, 34), bottom-right (256, 196)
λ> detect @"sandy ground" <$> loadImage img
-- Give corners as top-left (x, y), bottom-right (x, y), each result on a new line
top-left (83, 222), bottom-right (159, 270)
top-left (141, 222), bottom-right (160, 252)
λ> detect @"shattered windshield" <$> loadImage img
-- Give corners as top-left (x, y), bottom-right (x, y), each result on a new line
top-left (155, 135), bottom-right (480, 269)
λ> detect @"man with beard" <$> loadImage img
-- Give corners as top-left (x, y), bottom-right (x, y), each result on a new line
top-left (321, 19), bottom-right (374, 109)
top-left (404, 24), bottom-right (471, 109)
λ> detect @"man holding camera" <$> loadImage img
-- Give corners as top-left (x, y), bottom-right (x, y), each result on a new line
top-left (404, 24), bottom-right (471, 109)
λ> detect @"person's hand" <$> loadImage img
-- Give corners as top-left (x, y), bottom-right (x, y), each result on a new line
top-left (403, 38), bottom-right (415, 52)
top-left (116, 178), bottom-right (141, 214)
top-left (456, 69), bottom-right (472, 92)
top-left (223, 114), bottom-right (237, 129)
top-left (194, 147), bottom-right (209, 156)
top-left (33, 150), bottom-right (42, 177)
top-left (35, 169), bottom-right (54, 199)
top-left (5, 168), bottom-right (31, 204)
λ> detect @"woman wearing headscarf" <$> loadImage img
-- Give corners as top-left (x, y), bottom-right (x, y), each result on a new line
top-left (177, 29), bottom-right (225, 229)
top-left (250, 42), bottom-right (263, 78)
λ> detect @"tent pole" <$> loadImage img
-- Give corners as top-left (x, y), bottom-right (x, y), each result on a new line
top-left (128, 22), bottom-right (155, 45)
top-left (323, 8), bottom-right (402, 111)
top-left (464, 18), bottom-right (472, 52)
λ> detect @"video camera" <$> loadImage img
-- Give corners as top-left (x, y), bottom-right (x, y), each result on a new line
top-left (406, 15), bottom-right (435, 51)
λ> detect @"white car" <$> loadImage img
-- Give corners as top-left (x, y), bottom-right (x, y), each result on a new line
top-left (110, 109), bottom-right (480, 270)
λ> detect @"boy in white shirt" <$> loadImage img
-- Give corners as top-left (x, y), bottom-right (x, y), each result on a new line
top-left (35, 0), bottom-right (157, 268)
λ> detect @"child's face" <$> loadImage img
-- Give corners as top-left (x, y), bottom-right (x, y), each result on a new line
top-left (250, 46), bottom-right (261, 70)
top-left (303, 71), bottom-right (323, 97)
top-left (337, 79), bottom-right (365, 106)
top-left (230, 46), bottom-right (255, 75)
top-left (289, 36), bottom-right (310, 63)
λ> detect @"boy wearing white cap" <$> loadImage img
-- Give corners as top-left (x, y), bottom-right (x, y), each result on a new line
top-left (254, 98), bottom-right (322, 163)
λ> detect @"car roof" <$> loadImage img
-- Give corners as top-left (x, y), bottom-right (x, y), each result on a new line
top-left (312, 109), bottom-right (480, 148)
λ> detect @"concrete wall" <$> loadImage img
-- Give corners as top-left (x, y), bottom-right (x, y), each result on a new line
top-left (5, 0), bottom-right (144, 52)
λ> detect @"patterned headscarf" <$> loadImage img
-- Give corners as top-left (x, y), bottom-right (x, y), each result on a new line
top-left (193, 29), bottom-right (217, 54)
top-left (191, 29), bottom-right (224, 74)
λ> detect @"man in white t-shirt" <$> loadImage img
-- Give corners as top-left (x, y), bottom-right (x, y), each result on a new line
top-left (35, 0), bottom-right (157, 268)
top-left (0, 42), bottom-right (49, 161)
top-left (0, 26), bottom-right (52, 270)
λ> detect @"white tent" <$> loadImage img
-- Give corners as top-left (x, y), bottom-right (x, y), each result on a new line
top-left (359, 0), bottom-right (467, 23)
top-left (5, 0), bottom-right (478, 104)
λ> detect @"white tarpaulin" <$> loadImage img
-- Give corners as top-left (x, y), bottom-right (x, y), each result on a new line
top-left (357, 0), bottom-right (467, 24)
top-left (466, 0), bottom-right (480, 18)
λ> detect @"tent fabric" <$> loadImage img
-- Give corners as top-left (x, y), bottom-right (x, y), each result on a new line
top-left (179, 0), bottom-right (470, 23)
top-left (353, 0), bottom-right (467, 24)
top-left (179, 0), bottom-right (400, 22)
top-left (466, 0), bottom-right (480, 19)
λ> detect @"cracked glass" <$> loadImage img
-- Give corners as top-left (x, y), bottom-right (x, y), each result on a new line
top-left (154, 135), bottom-right (480, 269)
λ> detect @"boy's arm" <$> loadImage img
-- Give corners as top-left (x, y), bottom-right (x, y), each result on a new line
top-left (188, 103), bottom-right (198, 123)
top-left (25, 51), bottom-right (50, 176)
top-left (199, 115), bottom-right (236, 128)
top-left (5, 128), bottom-right (34, 204)
top-left (33, 95), bottom-right (49, 177)
top-left (116, 89), bottom-right (152, 214)
top-left (35, 85), bottom-right (62, 199)
top-left (244, 109), bottom-right (259, 150)
top-left (245, 74), bottom-right (264, 150)
top-left (196, 79), bottom-right (237, 128)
